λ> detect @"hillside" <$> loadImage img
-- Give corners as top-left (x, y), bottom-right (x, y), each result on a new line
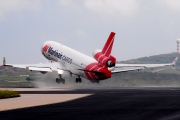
top-left (121, 53), bottom-right (180, 66)
top-left (0, 67), bottom-right (33, 76)
top-left (0, 53), bottom-right (180, 87)
top-left (120, 52), bottom-right (180, 75)
top-left (121, 52), bottom-right (180, 65)
top-left (0, 52), bottom-right (180, 75)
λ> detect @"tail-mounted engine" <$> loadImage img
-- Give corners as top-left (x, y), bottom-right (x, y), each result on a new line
top-left (93, 49), bottom-right (116, 68)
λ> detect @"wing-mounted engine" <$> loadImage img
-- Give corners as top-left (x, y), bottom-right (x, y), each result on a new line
top-left (40, 71), bottom-right (48, 74)
top-left (93, 49), bottom-right (116, 68)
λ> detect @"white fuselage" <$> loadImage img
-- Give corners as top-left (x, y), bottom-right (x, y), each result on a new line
top-left (42, 41), bottom-right (97, 79)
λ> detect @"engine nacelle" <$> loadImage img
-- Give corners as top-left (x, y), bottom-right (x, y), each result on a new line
top-left (40, 71), bottom-right (48, 74)
top-left (106, 59), bottom-right (114, 67)
top-left (93, 49), bottom-right (116, 68)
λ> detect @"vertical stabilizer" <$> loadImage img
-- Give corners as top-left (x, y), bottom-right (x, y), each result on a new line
top-left (102, 32), bottom-right (115, 57)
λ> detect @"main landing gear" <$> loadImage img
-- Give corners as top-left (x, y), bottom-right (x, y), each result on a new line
top-left (76, 76), bottom-right (82, 83)
top-left (56, 74), bottom-right (65, 84)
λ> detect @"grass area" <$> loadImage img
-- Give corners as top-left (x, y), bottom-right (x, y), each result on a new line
top-left (0, 76), bottom-right (34, 88)
top-left (0, 90), bottom-right (20, 99)
top-left (0, 76), bottom-right (28, 81)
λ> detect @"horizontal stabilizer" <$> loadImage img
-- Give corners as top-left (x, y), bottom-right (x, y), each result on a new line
top-left (111, 67), bottom-right (144, 73)
top-left (78, 69), bottom-right (105, 75)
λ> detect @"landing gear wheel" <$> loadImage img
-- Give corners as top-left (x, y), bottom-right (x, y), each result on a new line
top-left (56, 78), bottom-right (60, 84)
top-left (76, 78), bottom-right (78, 83)
top-left (76, 77), bottom-right (82, 83)
top-left (61, 79), bottom-right (65, 84)
top-left (79, 78), bottom-right (82, 83)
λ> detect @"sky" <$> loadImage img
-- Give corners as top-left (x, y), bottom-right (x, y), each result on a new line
top-left (0, 0), bottom-right (180, 64)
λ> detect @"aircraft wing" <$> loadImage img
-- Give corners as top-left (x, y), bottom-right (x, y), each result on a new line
top-left (111, 57), bottom-right (178, 73)
top-left (2, 57), bottom-right (67, 73)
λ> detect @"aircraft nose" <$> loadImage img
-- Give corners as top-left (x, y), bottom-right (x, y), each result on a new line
top-left (41, 41), bottom-right (50, 53)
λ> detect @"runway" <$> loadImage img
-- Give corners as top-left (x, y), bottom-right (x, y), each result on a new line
top-left (1, 87), bottom-right (180, 120)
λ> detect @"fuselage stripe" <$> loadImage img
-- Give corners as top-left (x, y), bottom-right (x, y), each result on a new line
top-left (88, 64), bottom-right (97, 79)
top-left (98, 54), bottom-right (104, 61)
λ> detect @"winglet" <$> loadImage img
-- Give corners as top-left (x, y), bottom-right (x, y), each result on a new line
top-left (172, 57), bottom-right (178, 65)
top-left (2, 57), bottom-right (6, 66)
top-left (102, 32), bottom-right (116, 57)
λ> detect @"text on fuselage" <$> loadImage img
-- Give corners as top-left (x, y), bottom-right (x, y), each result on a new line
top-left (48, 47), bottom-right (72, 64)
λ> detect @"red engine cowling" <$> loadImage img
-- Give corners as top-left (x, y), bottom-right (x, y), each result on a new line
top-left (93, 49), bottom-right (116, 68)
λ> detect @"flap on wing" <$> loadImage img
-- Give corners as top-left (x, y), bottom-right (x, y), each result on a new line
top-left (116, 57), bottom-right (178, 68)
top-left (115, 63), bottom-right (171, 68)
top-left (28, 67), bottom-right (52, 72)
top-left (111, 66), bottom-right (145, 73)
top-left (4, 64), bottom-right (26, 69)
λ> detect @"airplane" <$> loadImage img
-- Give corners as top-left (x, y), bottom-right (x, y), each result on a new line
top-left (2, 32), bottom-right (178, 84)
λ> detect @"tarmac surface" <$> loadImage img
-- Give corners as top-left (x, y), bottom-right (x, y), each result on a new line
top-left (1, 87), bottom-right (180, 120)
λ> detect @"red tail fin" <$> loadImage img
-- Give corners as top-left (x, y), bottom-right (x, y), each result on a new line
top-left (102, 32), bottom-right (115, 57)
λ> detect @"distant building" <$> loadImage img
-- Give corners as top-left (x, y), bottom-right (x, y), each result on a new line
top-left (176, 39), bottom-right (180, 54)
